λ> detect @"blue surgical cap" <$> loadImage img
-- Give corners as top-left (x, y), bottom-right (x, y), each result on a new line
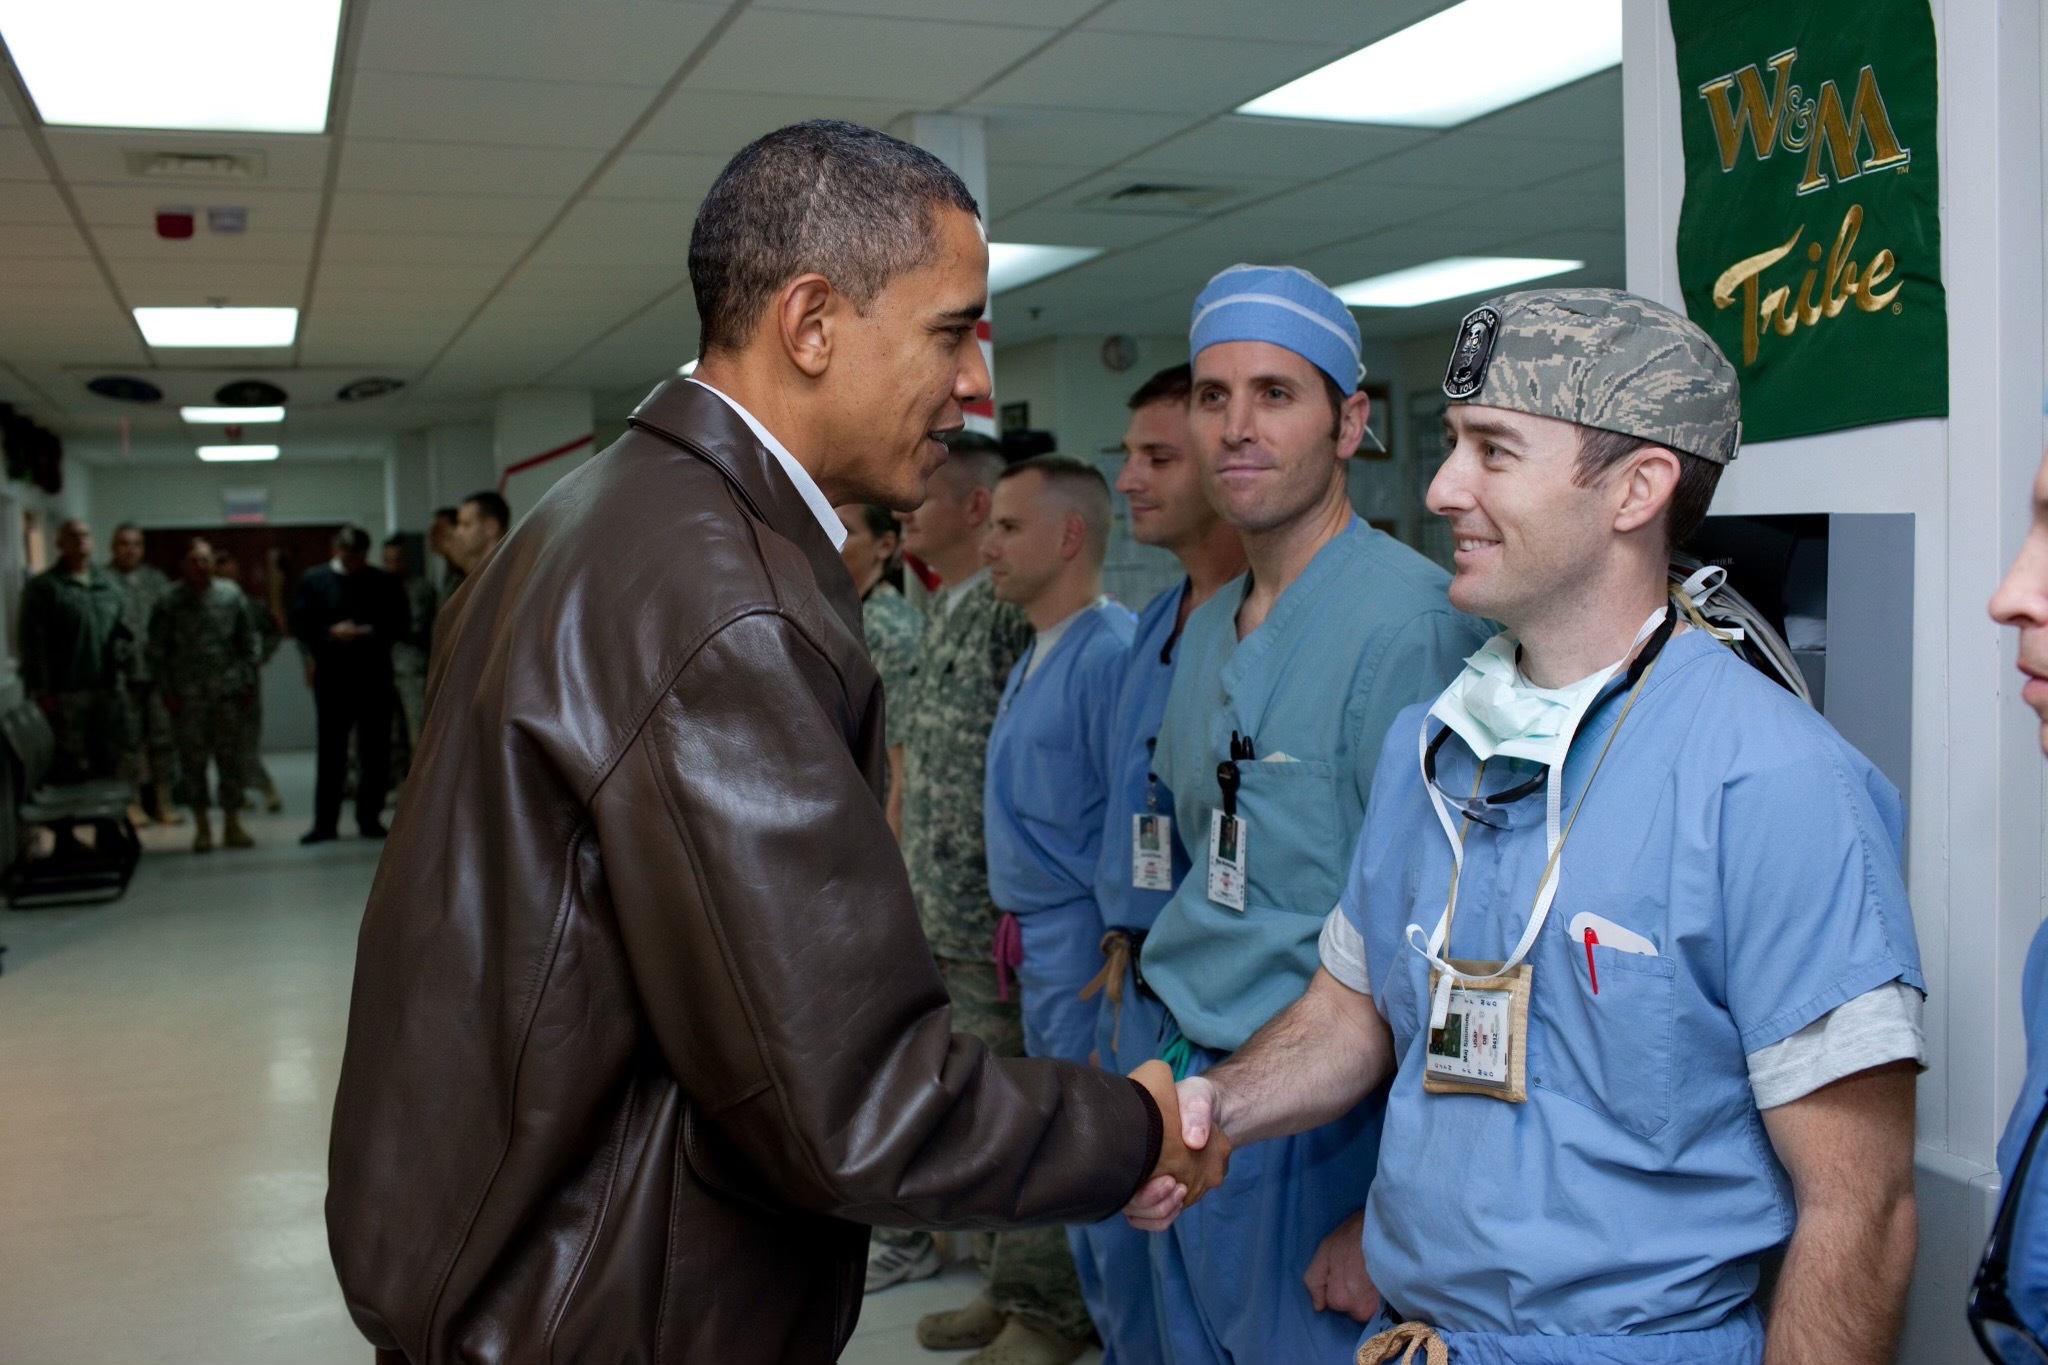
top-left (1189, 264), bottom-right (1364, 395)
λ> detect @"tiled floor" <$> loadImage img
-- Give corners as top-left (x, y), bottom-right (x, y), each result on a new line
top-left (0, 753), bottom-right (1097, 1364)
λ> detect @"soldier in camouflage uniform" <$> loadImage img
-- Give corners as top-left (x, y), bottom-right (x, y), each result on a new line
top-left (835, 502), bottom-right (920, 835)
top-left (151, 537), bottom-right (259, 852)
top-left (382, 536), bottom-right (437, 788)
top-left (215, 549), bottom-right (284, 813)
top-left (870, 442), bottom-right (1095, 1365)
top-left (20, 519), bottom-right (129, 785)
top-left (106, 523), bottom-right (182, 822)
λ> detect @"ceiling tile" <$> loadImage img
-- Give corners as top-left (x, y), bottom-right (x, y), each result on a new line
top-left (986, 161), bottom-right (1097, 217)
top-left (986, 206), bottom-right (1180, 252)
top-left (42, 129), bottom-right (332, 190)
top-left (90, 228), bottom-right (314, 273)
top-left (584, 151), bottom-right (727, 201)
top-left (973, 32), bottom-right (1338, 116)
top-left (69, 184), bottom-right (324, 233)
top-left (1123, 117), bottom-right (1428, 183)
top-left (356, 2), bottom-right (728, 86)
top-left (312, 261), bottom-right (508, 296)
top-left (110, 259), bottom-right (308, 305)
top-left (0, 182), bottom-right (74, 225)
top-left (1084, 0), bottom-right (1442, 43)
top-left (972, 106), bottom-right (1191, 168)
top-left (0, 128), bottom-right (49, 181)
top-left (0, 223), bottom-right (91, 258)
top-left (755, 0), bottom-right (1090, 22)
top-left (685, 11), bottom-right (1049, 102)
top-left (0, 257), bottom-right (101, 289)
top-left (525, 199), bottom-right (691, 269)
top-left (324, 191), bottom-right (565, 236)
top-left (1247, 177), bottom-right (1481, 228)
top-left (336, 139), bottom-right (606, 196)
top-left (1348, 133), bottom-right (1620, 190)
top-left (319, 231), bottom-right (535, 267)
top-left (628, 90), bottom-right (909, 156)
top-left (297, 321), bottom-right (450, 368)
top-left (347, 71), bottom-right (654, 149)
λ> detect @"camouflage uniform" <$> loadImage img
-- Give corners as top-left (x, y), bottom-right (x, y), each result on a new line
top-left (150, 581), bottom-right (258, 812)
top-left (390, 573), bottom-right (437, 783)
top-left (109, 562), bottom-right (179, 793)
top-left (883, 573), bottom-right (1091, 1343)
top-left (19, 565), bottom-right (128, 782)
top-left (861, 579), bottom-right (920, 798)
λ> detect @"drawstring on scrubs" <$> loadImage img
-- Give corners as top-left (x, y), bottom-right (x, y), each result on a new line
top-left (1355, 1320), bottom-right (1449, 1365)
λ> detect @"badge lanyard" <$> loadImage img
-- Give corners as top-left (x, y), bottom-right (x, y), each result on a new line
top-left (1409, 607), bottom-right (1672, 1031)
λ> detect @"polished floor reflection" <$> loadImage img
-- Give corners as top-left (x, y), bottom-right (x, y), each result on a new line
top-left (0, 753), bottom-right (1096, 1364)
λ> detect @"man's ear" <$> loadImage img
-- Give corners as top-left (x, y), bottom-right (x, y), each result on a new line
top-left (963, 485), bottom-right (993, 529)
top-left (1613, 446), bottom-right (1682, 536)
top-left (1061, 510), bottom-right (1086, 562)
top-left (1334, 390), bottom-right (1371, 460)
top-left (776, 274), bottom-right (836, 380)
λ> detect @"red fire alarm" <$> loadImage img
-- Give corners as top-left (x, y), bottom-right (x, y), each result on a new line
top-left (155, 207), bottom-right (195, 240)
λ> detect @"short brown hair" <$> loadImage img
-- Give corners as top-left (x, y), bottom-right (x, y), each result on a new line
top-left (1573, 427), bottom-right (1722, 549)
top-left (999, 454), bottom-right (1113, 561)
top-left (1128, 363), bottom-right (1191, 409)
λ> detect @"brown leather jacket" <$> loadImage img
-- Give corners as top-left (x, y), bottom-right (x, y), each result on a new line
top-left (327, 380), bottom-right (1161, 1364)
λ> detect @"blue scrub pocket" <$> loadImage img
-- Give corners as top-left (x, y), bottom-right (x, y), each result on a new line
top-left (1231, 758), bottom-right (1343, 917)
top-left (1529, 942), bottom-right (1678, 1140)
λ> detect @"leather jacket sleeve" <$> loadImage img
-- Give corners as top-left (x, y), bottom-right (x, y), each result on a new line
top-left (591, 606), bottom-right (1159, 1229)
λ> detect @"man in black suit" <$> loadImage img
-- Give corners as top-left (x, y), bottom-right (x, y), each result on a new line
top-left (291, 524), bottom-right (410, 843)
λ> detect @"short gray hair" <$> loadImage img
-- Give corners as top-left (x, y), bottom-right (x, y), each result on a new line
top-left (689, 120), bottom-right (980, 354)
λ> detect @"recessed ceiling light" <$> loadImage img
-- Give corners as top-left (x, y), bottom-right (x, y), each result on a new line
top-left (1238, 0), bottom-right (1620, 128)
top-left (198, 445), bottom-right (279, 463)
top-left (1335, 257), bottom-right (1584, 308)
top-left (989, 244), bottom-right (1102, 295)
top-left (0, 0), bottom-right (343, 134)
top-left (134, 307), bottom-right (298, 348)
top-left (182, 406), bottom-right (284, 424)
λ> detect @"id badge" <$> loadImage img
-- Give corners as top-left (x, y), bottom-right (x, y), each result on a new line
top-left (1132, 813), bottom-right (1174, 891)
top-left (1206, 810), bottom-right (1247, 912)
top-left (1422, 960), bottom-right (1531, 1102)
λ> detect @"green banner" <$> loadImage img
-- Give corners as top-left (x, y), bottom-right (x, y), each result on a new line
top-left (1670, 0), bottom-right (1946, 443)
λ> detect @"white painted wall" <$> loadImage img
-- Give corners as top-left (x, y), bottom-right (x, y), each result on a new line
top-left (1623, 0), bottom-right (2043, 1355)
top-left (86, 460), bottom-right (391, 532)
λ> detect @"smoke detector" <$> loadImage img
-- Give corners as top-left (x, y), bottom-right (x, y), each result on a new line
top-left (1079, 182), bottom-right (1238, 215)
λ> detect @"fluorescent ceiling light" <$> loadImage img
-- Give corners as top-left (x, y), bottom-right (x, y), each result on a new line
top-left (181, 406), bottom-right (284, 424)
top-left (198, 445), bottom-right (279, 463)
top-left (0, 0), bottom-right (342, 134)
top-left (135, 307), bottom-right (298, 348)
top-left (1238, 0), bottom-right (1621, 128)
top-left (989, 243), bottom-right (1101, 295)
top-left (1335, 257), bottom-right (1583, 308)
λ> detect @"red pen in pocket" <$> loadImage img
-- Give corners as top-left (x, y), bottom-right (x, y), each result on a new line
top-left (1584, 928), bottom-right (1600, 995)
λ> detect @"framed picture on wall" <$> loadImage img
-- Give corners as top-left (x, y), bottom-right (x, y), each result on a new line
top-left (1360, 382), bottom-right (1393, 460)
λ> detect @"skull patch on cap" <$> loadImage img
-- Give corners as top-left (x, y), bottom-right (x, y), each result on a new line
top-left (1443, 306), bottom-right (1499, 399)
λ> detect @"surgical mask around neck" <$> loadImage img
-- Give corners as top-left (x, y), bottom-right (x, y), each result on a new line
top-left (1428, 635), bottom-right (1623, 770)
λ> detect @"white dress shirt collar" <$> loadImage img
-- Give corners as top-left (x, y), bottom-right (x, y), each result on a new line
top-left (685, 378), bottom-right (846, 550)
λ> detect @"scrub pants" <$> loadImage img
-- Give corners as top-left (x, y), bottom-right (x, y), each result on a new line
top-left (1098, 959), bottom-right (1383, 1365)
top-left (1355, 1305), bottom-right (1764, 1364)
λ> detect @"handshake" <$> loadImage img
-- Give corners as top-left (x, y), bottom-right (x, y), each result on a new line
top-left (1124, 1059), bottom-right (1230, 1231)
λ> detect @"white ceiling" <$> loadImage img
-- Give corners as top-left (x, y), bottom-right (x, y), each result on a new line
top-left (0, 0), bottom-right (1623, 457)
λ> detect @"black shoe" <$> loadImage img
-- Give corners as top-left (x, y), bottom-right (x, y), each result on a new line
top-left (357, 820), bottom-right (389, 840)
top-left (300, 828), bottom-right (338, 846)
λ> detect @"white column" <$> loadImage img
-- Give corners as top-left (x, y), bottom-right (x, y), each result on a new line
top-left (493, 388), bottom-right (595, 523)
top-left (1624, 0), bottom-right (2043, 1356)
top-left (892, 113), bottom-right (997, 439)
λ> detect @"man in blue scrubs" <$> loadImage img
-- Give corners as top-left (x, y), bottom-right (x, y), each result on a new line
top-left (1135, 289), bottom-right (1926, 1365)
top-left (1135, 265), bottom-right (1488, 1364)
top-left (1983, 449), bottom-right (2048, 1358)
top-left (1079, 363), bottom-right (1246, 1364)
top-left (938, 455), bottom-right (1134, 1365)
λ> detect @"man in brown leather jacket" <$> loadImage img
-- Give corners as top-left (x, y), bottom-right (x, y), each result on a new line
top-left (327, 120), bottom-right (1223, 1364)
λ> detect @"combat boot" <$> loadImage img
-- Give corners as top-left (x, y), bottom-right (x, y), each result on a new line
top-left (191, 809), bottom-right (214, 853)
top-left (222, 810), bottom-right (254, 849)
top-left (155, 782), bottom-right (184, 825)
top-left (916, 1296), bottom-right (1004, 1350)
top-left (961, 1318), bottom-right (1087, 1365)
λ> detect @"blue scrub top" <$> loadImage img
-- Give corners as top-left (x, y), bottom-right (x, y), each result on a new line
top-left (1093, 580), bottom-right (1192, 933)
top-left (1143, 519), bottom-right (1486, 1052)
top-left (1339, 629), bottom-right (1924, 1338)
top-left (1995, 923), bottom-right (2048, 1348)
top-left (984, 598), bottom-right (1137, 918)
